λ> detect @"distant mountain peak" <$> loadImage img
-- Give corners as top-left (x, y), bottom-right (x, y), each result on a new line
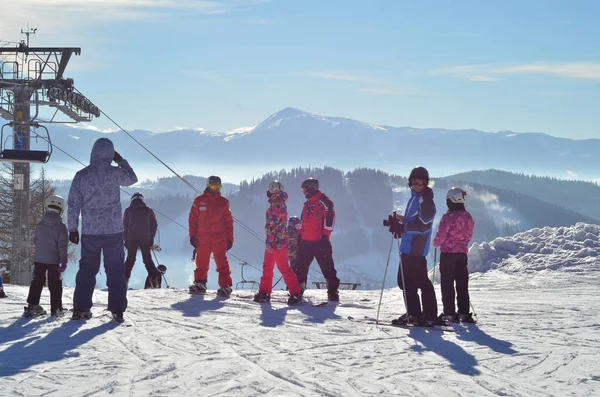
top-left (256, 107), bottom-right (311, 130)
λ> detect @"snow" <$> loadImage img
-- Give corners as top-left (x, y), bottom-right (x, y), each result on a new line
top-left (1, 224), bottom-right (600, 396)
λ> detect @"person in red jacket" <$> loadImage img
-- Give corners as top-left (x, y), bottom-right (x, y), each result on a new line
top-left (253, 181), bottom-right (303, 305)
top-left (294, 178), bottom-right (340, 301)
top-left (188, 176), bottom-right (234, 297)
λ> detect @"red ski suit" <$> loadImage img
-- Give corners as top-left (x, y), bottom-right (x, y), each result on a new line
top-left (188, 189), bottom-right (234, 287)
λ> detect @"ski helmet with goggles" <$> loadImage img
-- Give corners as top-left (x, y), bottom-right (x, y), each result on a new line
top-left (45, 195), bottom-right (65, 214)
top-left (206, 175), bottom-right (222, 190)
top-left (131, 192), bottom-right (144, 202)
top-left (268, 180), bottom-right (284, 193)
top-left (288, 216), bottom-right (301, 228)
top-left (301, 178), bottom-right (319, 191)
top-left (446, 187), bottom-right (467, 204)
top-left (408, 166), bottom-right (429, 183)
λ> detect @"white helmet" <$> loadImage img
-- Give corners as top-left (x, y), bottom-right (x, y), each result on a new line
top-left (447, 187), bottom-right (467, 204)
top-left (268, 180), bottom-right (284, 193)
top-left (45, 194), bottom-right (65, 214)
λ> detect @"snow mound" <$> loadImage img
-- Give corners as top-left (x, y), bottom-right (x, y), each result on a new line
top-left (468, 222), bottom-right (600, 274)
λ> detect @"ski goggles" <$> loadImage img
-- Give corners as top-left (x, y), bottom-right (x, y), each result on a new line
top-left (208, 183), bottom-right (221, 191)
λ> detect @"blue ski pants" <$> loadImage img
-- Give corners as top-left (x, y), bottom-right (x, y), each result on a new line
top-left (73, 233), bottom-right (128, 313)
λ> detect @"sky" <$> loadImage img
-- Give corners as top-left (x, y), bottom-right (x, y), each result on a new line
top-left (1, 0), bottom-right (599, 139)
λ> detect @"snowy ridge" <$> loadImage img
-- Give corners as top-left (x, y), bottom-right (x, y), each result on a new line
top-left (468, 222), bottom-right (600, 274)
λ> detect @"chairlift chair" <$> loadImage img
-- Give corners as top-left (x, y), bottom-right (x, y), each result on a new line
top-left (235, 261), bottom-right (258, 290)
top-left (0, 122), bottom-right (52, 163)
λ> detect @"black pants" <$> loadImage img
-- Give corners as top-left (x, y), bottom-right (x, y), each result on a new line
top-left (27, 262), bottom-right (63, 312)
top-left (124, 240), bottom-right (160, 288)
top-left (439, 252), bottom-right (470, 315)
top-left (294, 240), bottom-right (340, 293)
top-left (397, 254), bottom-right (437, 317)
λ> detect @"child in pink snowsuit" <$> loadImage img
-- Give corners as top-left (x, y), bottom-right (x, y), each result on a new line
top-left (254, 181), bottom-right (303, 305)
top-left (433, 187), bottom-right (476, 323)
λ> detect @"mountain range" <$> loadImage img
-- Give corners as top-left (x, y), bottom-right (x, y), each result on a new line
top-left (30, 107), bottom-right (600, 181)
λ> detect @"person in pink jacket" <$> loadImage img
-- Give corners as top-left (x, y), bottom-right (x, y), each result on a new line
top-left (433, 187), bottom-right (476, 323)
top-left (253, 181), bottom-right (303, 305)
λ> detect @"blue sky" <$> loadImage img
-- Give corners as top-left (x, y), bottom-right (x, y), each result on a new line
top-left (1, 0), bottom-right (599, 139)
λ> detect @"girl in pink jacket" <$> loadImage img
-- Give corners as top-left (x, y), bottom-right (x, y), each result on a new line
top-left (433, 187), bottom-right (476, 323)
top-left (253, 181), bottom-right (303, 305)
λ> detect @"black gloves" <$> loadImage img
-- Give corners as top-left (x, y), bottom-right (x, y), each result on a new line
top-left (69, 231), bottom-right (79, 244)
top-left (389, 222), bottom-right (404, 239)
top-left (190, 236), bottom-right (198, 248)
top-left (421, 186), bottom-right (433, 199)
top-left (226, 240), bottom-right (233, 251)
top-left (385, 215), bottom-right (404, 239)
top-left (113, 151), bottom-right (123, 163)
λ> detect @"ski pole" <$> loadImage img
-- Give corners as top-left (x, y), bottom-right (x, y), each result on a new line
top-left (375, 235), bottom-right (395, 325)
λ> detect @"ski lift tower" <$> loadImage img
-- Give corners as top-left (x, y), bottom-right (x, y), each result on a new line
top-left (0, 29), bottom-right (100, 285)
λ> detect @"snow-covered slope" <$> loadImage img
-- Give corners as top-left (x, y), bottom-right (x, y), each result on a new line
top-left (468, 222), bottom-right (600, 274)
top-left (1, 223), bottom-right (600, 396)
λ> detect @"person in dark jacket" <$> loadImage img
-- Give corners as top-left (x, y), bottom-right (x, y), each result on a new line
top-left (23, 195), bottom-right (69, 317)
top-left (294, 178), bottom-right (340, 301)
top-left (388, 166), bottom-right (439, 325)
top-left (68, 138), bottom-right (137, 322)
top-left (123, 192), bottom-right (160, 289)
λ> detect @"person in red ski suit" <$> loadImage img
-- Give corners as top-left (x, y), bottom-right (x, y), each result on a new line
top-left (188, 176), bottom-right (234, 296)
top-left (433, 187), bottom-right (476, 323)
top-left (253, 181), bottom-right (303, 305)
top-left (293, 178), bottom-right (340, 301)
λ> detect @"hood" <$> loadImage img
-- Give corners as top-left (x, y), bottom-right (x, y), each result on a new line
top-left (268, 191), bottom-right (288, 205)
top-left (90, 137), bottom-right (115, 165)
top-left (42, 211), bottom-right (63, 225)
top-left (130, 198), bottom-right (147, 208)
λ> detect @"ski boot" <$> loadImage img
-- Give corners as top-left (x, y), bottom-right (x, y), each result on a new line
top-left (189, 280), bottom-right (207, 294)
top-left (217, 286), bottom-right (232, 298)
top-left (71, 309), bottom-right (93, 320)
top-left (327, 291), bottom-right (339, 302)
top-left (458, 312), bottom-right (477, 323)
top-left (51, 307), bottom-right (68, 317)
top-left (287, 293), bottom-right (303, 305)
top-left (112, 311), bottom-right (125, 323)
top-left (253, 292), bottom-right (271, 303)
top-left (391, 313), bottom-right (411, 325)
top-left (439, 313), bottom-right (458, 323)
top-left (0, 286), bottom-right (6, 298)
top-left (23, 304), bottom-right (47, 318)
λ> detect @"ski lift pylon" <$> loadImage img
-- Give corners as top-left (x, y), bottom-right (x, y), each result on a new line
top-left (0, 122), bottom-right (52, 163)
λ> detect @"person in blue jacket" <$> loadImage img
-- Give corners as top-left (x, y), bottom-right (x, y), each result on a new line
top-left (388, 166), bottom-right (439, 326)
top-left (68, 138), bottom-right (137, 322)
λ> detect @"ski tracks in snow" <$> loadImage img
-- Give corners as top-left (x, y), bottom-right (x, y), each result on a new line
top-left (1, 274), bottom-right (599, 396)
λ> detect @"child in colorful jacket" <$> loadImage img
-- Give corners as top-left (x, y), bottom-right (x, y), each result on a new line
top-left (253, 181), bottom-right (303, 305)
top-left (433, 187), bottom-right (476, 323)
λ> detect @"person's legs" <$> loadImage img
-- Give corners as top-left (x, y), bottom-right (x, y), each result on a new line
top-left (27, 262), bottom-right (47, 307)
top-left (455, 253), bottom-right (471, 315)
top-left (194, 245), bottom-right (212, 282)
top-left (212, 242), bottom-right (232, 288)
top-left (439, 252), bottom-right (457, 315)
top-left (47, 264), bottom-right (63, 313)
top-left (293, 241), bottom-right (317, 289)
top-left (275, 247), bottom-right (302, 295)
top-left (102, 233), bottom-right (128, 314)
top-left (258, 248), bottom-right (276, 294)
top-left (124, 240), bottom-right (139, 280)
top-left (74, 236), bottom-right (102, 312)
top-left (398, 254), bottom-right (422, 316)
